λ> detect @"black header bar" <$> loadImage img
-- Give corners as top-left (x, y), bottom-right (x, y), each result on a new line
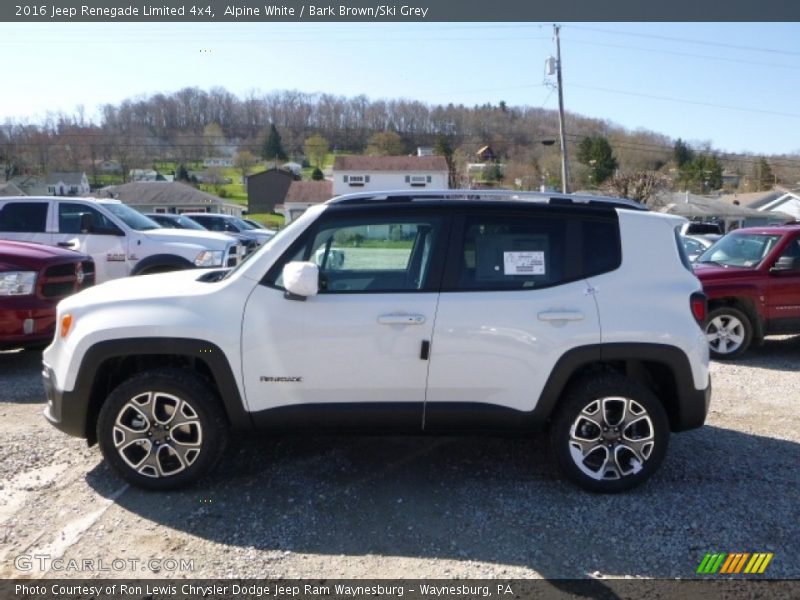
top-left (3, 0), bottom-right (800, 22)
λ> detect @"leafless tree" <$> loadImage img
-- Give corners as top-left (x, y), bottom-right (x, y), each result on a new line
top-left (602, 171), bottom-right (670, 205)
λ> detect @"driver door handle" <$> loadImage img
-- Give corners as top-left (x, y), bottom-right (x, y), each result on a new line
top-left (57, 241), bottom-right (76, 248)
top-left (538, 310), bottom-right (585, 322)
top-left (378, 313), bottom-right (426, 325)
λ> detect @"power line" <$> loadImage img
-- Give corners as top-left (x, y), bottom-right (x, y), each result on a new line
top-left (565, 24), bottom-right (800, 58)
top-left (568, 83), bottom-right (800, 120)
top-left (566, 39), bottom-right (800, 72)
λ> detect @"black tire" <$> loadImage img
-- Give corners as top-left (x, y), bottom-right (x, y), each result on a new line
top-left (550, 374), bottom-right (670, 493)
top-left (97, 369), bottom-right (228, 491)
top-left (705, 306), bottom-right (753, 360)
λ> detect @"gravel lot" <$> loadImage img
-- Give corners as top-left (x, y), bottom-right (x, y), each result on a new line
top-left (0, 337), bottom-right (798, 581)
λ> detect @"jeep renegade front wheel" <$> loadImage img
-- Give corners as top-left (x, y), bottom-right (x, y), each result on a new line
top-left (550, 374), bottom-right (669, 493)
top-left (97, 369), bottom-right (228, 490)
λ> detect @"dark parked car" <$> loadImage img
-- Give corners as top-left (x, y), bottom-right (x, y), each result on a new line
top-left (182, 213), bottom-right (275, 246)
top-left (145, 212), bottom-right (259, 256)
top-left (1, 240), bottom-right (94, 349)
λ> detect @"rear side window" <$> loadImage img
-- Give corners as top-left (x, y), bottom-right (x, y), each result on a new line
top-left (0, 202), bottom-right (48, 232)
top-left (450, 211), bottom-right (620, 291)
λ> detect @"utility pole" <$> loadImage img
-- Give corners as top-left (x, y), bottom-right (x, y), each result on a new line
top-left (554, 24), bottom-right (570, 193)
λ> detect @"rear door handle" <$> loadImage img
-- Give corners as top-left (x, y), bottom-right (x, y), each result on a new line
top-left (378, 314), bottom-right (426, 325)
top-left (538, 310), bottom-right (585, 322)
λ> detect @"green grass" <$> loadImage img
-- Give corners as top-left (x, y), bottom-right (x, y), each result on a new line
top-left (244, 212), bottom-right (284, 229)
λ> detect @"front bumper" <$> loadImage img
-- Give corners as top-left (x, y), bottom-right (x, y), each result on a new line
top-left (0, 306), bottom-right (56, 348)
top-left (42, 363), bottom-right (91, 439)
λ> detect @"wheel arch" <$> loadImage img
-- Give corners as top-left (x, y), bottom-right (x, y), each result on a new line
top-left (131, 254), bottom-right (193, 276)
top-left (706, 295), bottom-right (763, 342)
top-left (537, 343), bottom-right (708, 433)
top-left (76, 338), bottom-right (252, 445)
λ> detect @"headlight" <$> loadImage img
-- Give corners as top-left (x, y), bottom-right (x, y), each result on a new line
top-left (194, 250), bottom-right (224, 268)
top-left (0, 271), bottom-right (37, 296)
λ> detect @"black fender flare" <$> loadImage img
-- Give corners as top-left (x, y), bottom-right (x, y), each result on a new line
top-left (131, 254), bottom-right (194, 275)
top-left (46, 338), bottom-right (252, 442)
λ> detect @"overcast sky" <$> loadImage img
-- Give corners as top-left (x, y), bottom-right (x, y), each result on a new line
top-left (2, 22), bottom-right (799, 156)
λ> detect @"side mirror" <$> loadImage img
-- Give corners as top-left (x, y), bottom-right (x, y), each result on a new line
top-left (770, 256), bottom-right (800, 273)
top-left (283, 261), bottom-right (319, 299)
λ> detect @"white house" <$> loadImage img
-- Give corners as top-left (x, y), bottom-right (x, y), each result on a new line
top-left (332, 155), bottom-right (449, 196)
top-left (202, 157), bottom-right (235, 168)
top-left (46, 172), bottom-right (90, 196)
top-left (752, 189), bottom-right (800, 220)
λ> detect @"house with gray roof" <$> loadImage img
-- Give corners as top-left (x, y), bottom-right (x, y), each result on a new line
top-left (93, 181), bottom-right (244, 216)
top-left (0, 182), bottom-right (24, 196)
top-left (8, 175), bottom-right (47, 196)
top-left (46, 172), bottom-right (90, 196)
top-left (651, 191), bottom-right (790, 231)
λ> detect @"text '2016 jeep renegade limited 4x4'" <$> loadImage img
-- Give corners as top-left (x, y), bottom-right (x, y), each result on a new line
top-left (43, 191), bottom-right (711, 493)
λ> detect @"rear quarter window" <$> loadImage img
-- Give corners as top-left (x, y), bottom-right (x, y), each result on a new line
top-left (450, 210), bottom-right (621, 291)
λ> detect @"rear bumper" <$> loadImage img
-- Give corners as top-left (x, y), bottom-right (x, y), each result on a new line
top-left (674, 376), bottom-right (711, 432)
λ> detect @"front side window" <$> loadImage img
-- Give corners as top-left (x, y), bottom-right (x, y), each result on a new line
top-left (267, 215), bottom-right (443, 293)
top-left (59, 203), bottom-right (122, 235)
top-left (0, 202), bottom-right (48, 232)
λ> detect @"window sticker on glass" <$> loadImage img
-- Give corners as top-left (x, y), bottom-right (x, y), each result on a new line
top-left (504, 251), bottom-right (545, 275)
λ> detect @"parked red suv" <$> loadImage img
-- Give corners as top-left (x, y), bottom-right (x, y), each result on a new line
top-left (0, 240), bottom-right (95, 349)
top-left (693, 223), bottom-right (800, 358)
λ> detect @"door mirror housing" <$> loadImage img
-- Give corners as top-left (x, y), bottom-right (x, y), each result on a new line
top-left (283, 261), bottom-right (319, 299)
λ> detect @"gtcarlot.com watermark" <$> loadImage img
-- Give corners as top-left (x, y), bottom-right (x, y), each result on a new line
top-left (15, 553), bottom-right (194, 573)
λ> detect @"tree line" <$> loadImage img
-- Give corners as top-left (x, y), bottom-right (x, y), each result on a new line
top-left (1, 86), bottom-right (796, 197)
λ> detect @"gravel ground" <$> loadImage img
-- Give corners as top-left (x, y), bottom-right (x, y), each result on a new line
top-left (0, 338), bottom-right (798, 581)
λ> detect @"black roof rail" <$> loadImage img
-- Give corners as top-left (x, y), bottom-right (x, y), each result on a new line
top-left (327, 189), bottom-right (648, 211)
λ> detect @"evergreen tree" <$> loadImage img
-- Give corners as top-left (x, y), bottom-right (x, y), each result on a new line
top-left (577, 135), bottom-right (618, 185)
top-left (673, 138), bottom-right (694, 168)
top-left (755, 158), bottom-right (775, 191)
top-left (311, 167), bottom-right (324, 180)
top-left (434, 135), bottom-right (457, 188)
top-left (262, 124), bottom-right (287, 162)
top-left (175, 164), bottom-right (189, 182)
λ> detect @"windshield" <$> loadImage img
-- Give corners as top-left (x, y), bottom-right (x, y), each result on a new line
top-left (103, 203), bottom-right (161, 231)
top-left (697, 233), bottom-right (781, 268)
top-left (174, 215), bottom-right (206, 230)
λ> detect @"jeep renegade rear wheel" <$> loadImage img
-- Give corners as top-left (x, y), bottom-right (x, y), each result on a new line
top-left (97, 369), bottom-right (228, 490)
top-left (551, 374), bottom-right (669, 493)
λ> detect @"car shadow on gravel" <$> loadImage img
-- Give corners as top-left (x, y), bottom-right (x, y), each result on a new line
top-left (84, 424), bottom-right (800, 581)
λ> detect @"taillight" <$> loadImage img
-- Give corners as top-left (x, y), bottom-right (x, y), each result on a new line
top-left (690, 292), bottom-right (707, 325)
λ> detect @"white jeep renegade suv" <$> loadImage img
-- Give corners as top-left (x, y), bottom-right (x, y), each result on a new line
top-left (42, 190), bottom-right (710, 493)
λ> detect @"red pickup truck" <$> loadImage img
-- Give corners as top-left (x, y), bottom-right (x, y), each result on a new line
top-left (693, 223), bottom-right (800, 358)
top-left (0, 240), bottom-right (95, 349)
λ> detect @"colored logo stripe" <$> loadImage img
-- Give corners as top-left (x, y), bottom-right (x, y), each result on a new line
top-left (697, 552), bottom-right (773, 575)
